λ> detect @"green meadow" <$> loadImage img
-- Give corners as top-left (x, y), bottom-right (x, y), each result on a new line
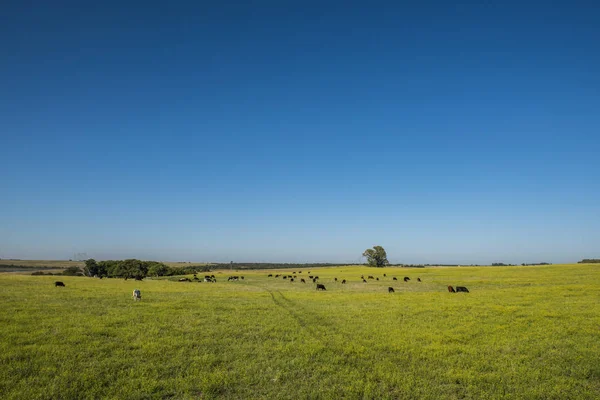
top-left (1, 264), bottom-right (598, 399)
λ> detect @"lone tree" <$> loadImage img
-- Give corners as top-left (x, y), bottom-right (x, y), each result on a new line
top-left (363, 246), bottom-right (389, 267)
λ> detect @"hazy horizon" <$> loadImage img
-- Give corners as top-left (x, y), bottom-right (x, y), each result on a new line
top-left (1, 2), bottom-right (598, 264)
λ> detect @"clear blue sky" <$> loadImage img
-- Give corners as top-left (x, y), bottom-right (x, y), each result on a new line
top-left (1, 1), bottom-right (598, 264)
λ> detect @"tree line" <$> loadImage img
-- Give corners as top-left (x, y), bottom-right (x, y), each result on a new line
top-left (83, 259), bottom-right (210, 279)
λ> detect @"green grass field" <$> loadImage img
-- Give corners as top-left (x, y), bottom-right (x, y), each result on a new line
top-left (1, 264), bottom-right (598, 399)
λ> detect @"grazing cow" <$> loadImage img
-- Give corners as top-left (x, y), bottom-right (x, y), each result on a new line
top-left (334, 277), bottom-right (338, 282)
top-left (283, 276), bottom-right (287, 279)
top-left (298, 271), bottom-right (302, 273)
top-left (313, 278), bottom-right (318, 283)
top-left (362, 279), bottom-right (367, 283)
top-left (361, 275), bottom-right (364, 279)
top-left (290, 278), bottom-right (295, 282)
top-left (314, 276), bottom-right (319, 281)
top-left (388, 287), bottom-right (395, 293)
top-left (316, 284), bottom-right (326, 291)
top-left (309, 276), bottom-right (314, 279)
top-left (417, 278), bottom-right (421, 282)
top-left (132, 289), bottom-right (141, 301)
top-left (268, 274), bottom-right (273, 277)
top-left (275, 274), bottom-right (280, 278)
top-left (456, 286), bottom-right (469, 293)
top-left (376, 277), bottom-right (379, 281)
top-left (54, 281), bottom-right (65, 287)
top-left (193, 276), bottom-right (199, 281)
top-left (447, 285), bottom-right (456, 293)
top-left (368, 276), bottom-right (374, 279)
top-left (293, 271), bottom-right (296, 274)
top-left (301, 278), bottom-right (306, 283)
top-left (383, 273), bottom-right (387, 277)
top-left (403, 277), bottom-right (410, 282)
top-left (393, 277), bottom-right (398, 281)
top-left (134, 276), bottom-right (143, 281)
top-left (241, 276), bottom-right (244, 280)
top-left (341, 279), bottom-right (346, 284)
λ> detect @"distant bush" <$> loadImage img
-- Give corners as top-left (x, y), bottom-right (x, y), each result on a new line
top-left (578, 259), bottom-right (600, 264)
top-left (62, 266), bottom-right (84, 276)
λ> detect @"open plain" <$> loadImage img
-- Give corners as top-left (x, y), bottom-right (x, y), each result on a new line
top-left (1, 264), bottom-right (598, 399)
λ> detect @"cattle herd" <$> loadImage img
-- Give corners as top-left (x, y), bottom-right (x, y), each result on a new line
top-left (266, 272), bottom-right (470, 294)
top-left (53, 271), bottom-right (470, 298)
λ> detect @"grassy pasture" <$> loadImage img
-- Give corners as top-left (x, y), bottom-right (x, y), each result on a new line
top-left (1, 264), bottom-right (598, 399)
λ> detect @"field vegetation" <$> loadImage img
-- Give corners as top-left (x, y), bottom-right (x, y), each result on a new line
top-left (1, 264), bottom-right (598, 399)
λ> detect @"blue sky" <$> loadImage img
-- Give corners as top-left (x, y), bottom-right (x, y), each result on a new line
top-left (1, 1), bottom-right (598, 264)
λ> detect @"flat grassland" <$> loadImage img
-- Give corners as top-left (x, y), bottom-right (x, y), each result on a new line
top-left (1, 264), bottom-right (598, 399)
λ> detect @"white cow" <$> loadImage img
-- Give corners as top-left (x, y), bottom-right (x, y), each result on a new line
top-left (132, 289), bottom-right (141, 301)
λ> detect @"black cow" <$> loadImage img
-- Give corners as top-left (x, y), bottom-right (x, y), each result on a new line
top-left (334, 277), bottom-right (338, 282)
top-left (313, 278), bottom-right (318, 283)
top-left (301, 278), bottom-right (306, 283)
top-left (362, 279), bottom-right (367, 283)
top-left (376, 277), bottom-right (379, 281)
top-left (447, 285), bottom-right (456, 293)
top-left (341, 279), bottom-right (346, 284)
top-left (290, 278), bottom-right (295, 282)
top-left (268, 274), bottom-right (273, 277)
top-left (388, 287), bottom-right (395, 293)
top-left (241, 276), bottom-right (244, 280)
top-left (316, 284), bottom-right (326, 291)
top-left (309, 275), bottom-right (314, 279)
top-left (283, 276), bottom-right (287, 279)
top-left (393, 277), bottom-right (398, 281)
top-left (456, 286), bottom-right (469, 293)
top-left (54, 281), bottom-right (65, 287)
top-left (383, 273), bottom-right (387, 277)
top-left (368, 276), bottom-right (374, 279)
top-left (417, 277), bottom-right (421, 282)
top-left (403, 277), bottom-right (410, 282)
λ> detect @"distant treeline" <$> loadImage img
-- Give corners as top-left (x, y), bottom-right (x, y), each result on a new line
top-left (210, 262), bottom-right (362, 270)
top-left (82, 259), bottom-right (211, 279)
top-left (0, 264), bottom-right (56, 270)
top-left (521, 262), bottom-right (552, 266)
top-left (578, 259), bottom-right (600, 264)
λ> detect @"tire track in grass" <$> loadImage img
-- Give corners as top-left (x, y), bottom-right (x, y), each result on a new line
top-left (251, 283), bottom-right (372, 353)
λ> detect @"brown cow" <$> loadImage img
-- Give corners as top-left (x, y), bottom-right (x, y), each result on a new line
top-left (447, 285), bottom-right (456, 293)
